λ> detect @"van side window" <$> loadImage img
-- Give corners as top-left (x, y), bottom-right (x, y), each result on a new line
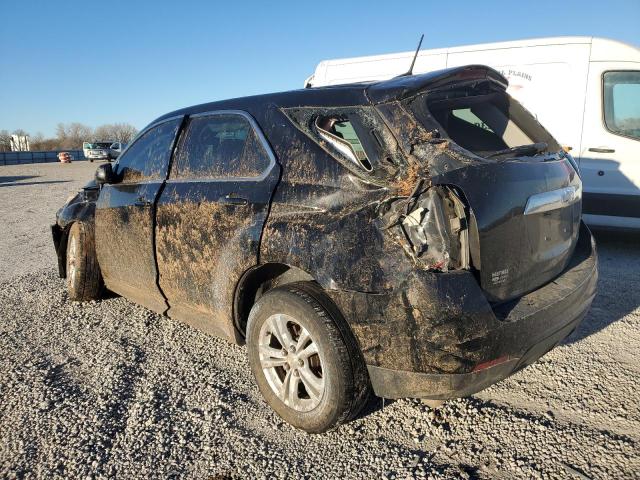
top-left (114, 118), bottom-right (181, 183)
top-left (603, 71), bottom-right (640, 140)
top-left (173, 114), bottom-right (271, 179)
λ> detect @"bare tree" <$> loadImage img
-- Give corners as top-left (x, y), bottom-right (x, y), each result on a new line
top-left (0, 121), bottom-right (138, 152)
top-left (94, 123), bottom-right (138, 144)
top-left (112, 123), bottom-right (138, 143)
top-left (55, 122), bottom-right (93, 149)
top-left (30, 132), bottom-right (46, 151)
top-left (0, 130), bottom-right (11, 152)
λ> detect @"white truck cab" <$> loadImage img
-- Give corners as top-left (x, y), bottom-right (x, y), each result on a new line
top-left (307, 37), bottom-right (640, 230)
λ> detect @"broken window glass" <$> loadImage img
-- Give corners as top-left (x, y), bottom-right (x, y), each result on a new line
top-left (282, 106), bottom-right (404, 182)
top-left (315, 117), bottom-right (373, 171)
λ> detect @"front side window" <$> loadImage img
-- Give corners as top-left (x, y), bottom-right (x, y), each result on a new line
top-left (114, 118), bottom-right (181, 183)
top-left (604, 71), bottom-right (640, 140)
top-left (173, 113), bottom-right (270, 179)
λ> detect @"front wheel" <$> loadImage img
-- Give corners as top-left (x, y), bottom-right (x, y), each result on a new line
top-left (66, 222), bottom-right (103, 301)
top-left (246, 282), bottom-right (370, 433)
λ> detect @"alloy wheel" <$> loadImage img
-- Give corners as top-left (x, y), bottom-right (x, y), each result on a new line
top-left (258, 313), bottom-right (325, 412)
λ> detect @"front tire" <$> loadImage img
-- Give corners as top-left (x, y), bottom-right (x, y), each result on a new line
top-left (246, 282), bottom-right (370, 433)
top-left (66, 222), bottom-right (103, 301)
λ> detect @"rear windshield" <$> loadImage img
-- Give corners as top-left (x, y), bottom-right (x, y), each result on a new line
top-left (409, 89), bottom-right (561, 158)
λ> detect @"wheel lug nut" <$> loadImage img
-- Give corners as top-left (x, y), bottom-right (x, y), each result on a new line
top-left (298, 359), bottom-right (304, 367)
top-left (293, 369), bottom-right (299, 377)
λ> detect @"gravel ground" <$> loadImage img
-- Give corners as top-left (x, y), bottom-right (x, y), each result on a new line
top-left (0, 162), bottom-right (639, 479)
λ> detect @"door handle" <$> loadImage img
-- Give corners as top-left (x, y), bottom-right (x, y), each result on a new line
top-left (134, 197), bottom-right (152, 207)
top-left (219, 194), bottom-right (248, 206)
top-left (588, 147), bottom-right (615, 153)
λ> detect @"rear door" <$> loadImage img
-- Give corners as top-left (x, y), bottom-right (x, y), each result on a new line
top-left (156, 111), bottom-right (279, 340)
top-left (579, 64), bottom-right (640, 227)
top-left (95, 117), bottom-right (183, 313)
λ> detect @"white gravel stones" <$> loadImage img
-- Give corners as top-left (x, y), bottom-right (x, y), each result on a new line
top-left (0, 162), bottom-right (638, 478)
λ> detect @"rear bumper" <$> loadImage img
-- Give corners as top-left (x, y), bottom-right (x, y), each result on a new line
top-left (368, 307), bottom-right (586, 399)
top-left (333, 222), bottom-right (598, 400)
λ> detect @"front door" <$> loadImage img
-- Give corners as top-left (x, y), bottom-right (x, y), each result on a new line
top-left (155, 111), bottom-right (279, 340)
top-left (579, 63), bottom-right (640, 227)
top-left (95, 117), bottom-right (183, 313)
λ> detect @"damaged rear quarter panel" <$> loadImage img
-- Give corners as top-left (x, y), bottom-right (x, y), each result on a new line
top-left (260, 105), bottom-right (490, 374)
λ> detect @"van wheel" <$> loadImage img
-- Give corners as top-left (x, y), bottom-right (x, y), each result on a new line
top-left (246, 282), bottom-right (370, 433)
top-left (66, 222), bottom-right (103, 301)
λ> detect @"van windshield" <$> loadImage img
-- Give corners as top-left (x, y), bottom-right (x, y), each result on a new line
top-left (409, 90), bottom-right (561, 158)
top-left (84, 142), bottom-right (112, 149)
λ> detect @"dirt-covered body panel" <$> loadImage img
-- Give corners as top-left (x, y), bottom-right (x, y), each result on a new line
top-left (52, 65), bottom-right (598, 401)
top-left (156, 172), bottom-right (280, 341)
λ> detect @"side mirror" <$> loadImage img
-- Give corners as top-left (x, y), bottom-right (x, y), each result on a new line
top-left (95, 163), bottom-right (115, 185)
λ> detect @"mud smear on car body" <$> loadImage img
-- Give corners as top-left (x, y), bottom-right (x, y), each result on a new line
top-left (155, 190), bottom-right (265, 341)
top-left (94, 202), bottom-right (167, 314)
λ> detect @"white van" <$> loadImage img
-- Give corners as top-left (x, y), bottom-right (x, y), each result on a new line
top-left (307, 37), bottom-right (640, 230)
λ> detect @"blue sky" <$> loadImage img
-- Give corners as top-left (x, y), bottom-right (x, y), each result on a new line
top-left (1, 0), bottom-right (639, 137)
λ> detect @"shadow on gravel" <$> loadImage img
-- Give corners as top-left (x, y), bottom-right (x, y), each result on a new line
top-left (564, 228), bottom-right (640, 345)
top-left (0, 175), bottom-right (39, 184)
top-left (356, 394), bottom-right (397, 420)
top-left (0, 180), bottom-right (70, 188)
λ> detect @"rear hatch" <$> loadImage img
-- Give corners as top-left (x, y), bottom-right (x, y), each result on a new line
top-left (442, 158), bottom-right (581, 302)
top-left (377, 68), bottom-right (582, 302)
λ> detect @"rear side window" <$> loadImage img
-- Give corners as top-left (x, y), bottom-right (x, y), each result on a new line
top-left (315, 117), bottom-right (372, 171)
top-left (114, 118), bottom-right (181, 183)
top-left (173, 113), bottom-right (271, 179)
top-left (283, 106), bottom-right (404, 181)
top-left (603, 71), bottom-right (640, 140)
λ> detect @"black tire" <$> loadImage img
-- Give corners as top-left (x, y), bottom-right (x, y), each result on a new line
top-left (66, 222), bottom-right (103, 301)
top-left (246, 282), bottom-right (370, 433)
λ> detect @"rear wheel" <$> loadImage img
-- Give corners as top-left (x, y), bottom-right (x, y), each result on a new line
top-left (66, 222), bottom-right (103, 301)
top-left (246, 282), bottom-right (370, 433)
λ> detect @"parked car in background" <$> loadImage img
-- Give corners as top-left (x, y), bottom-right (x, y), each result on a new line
top-left (109, 142), bottom-right (126, 159)
top-left (52, 65), bottom-right (597, 433)
top-left (83, 141), bottom-right (114, 162)
top-left (307, 36), bottom-right (640, 230)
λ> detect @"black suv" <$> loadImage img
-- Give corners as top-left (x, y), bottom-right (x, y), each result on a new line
top-left (52, 65), bottom-right (597, 433)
